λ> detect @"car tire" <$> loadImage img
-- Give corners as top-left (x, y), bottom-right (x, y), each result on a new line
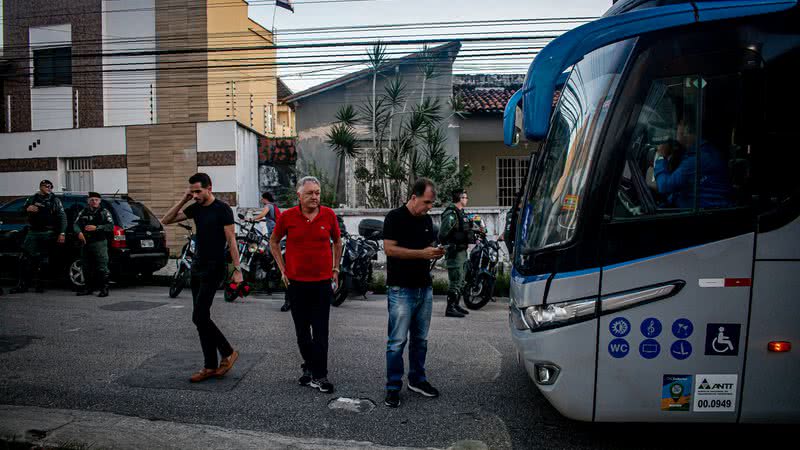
top-left (67, 257), bottom-right (86, 289)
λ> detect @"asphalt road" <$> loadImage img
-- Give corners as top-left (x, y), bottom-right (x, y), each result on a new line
top-left (0, 286), bottom-right (792, 449)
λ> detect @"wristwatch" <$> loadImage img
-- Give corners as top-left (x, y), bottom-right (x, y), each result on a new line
top-left (332, 267), bottom-right (340, 273)
top-left (233, 266), bottom-right (241, 272)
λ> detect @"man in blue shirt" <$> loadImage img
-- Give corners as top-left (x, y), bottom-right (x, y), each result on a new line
top-left (654, 119), bottom-right (732, 209)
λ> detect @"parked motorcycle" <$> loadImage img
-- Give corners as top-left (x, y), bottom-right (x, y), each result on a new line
top-left (168, 222), bottom-right (195, 298)
top-left (331, 218), bottom-right (382, 307)
top-left (463, 219), bottom-right (501, 310)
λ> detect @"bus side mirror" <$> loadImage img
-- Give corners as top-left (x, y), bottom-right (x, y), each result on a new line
top-left (504, 89), bottom-right (524, 147)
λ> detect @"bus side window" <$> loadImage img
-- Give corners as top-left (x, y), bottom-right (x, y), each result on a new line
top-left (613, 72), bottom-right (756, 220)
top-left (613, 76), bottom-right (701, 218)
top-left (696, 72), bottom-right (752, 211)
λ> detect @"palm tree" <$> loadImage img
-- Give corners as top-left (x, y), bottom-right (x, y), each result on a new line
top-left (417, 45), bottom-right (438, 103)
top-left (326, 105), bottom-right (359, 202)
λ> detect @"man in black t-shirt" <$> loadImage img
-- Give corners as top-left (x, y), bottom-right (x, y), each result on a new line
top-left (162, 173), bottom-right (242, 383)
top-left (382, 178), bottom-right (446, 408)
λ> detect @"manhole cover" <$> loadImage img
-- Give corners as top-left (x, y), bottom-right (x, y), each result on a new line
top-left (0, 335), bottom-right (36, 353)
top-left (100, 301), bottom-right (167, 311)
top-left (327, 397), bottom-right (376, 413)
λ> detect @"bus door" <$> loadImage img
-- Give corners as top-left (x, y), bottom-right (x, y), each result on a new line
top-left (592, 32), bottom-right (763, 422)
top-left (739, 34), bottom-right (800, 423)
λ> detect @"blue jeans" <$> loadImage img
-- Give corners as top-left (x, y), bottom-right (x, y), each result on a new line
top-left (386, 286), bottom-right (433, 391)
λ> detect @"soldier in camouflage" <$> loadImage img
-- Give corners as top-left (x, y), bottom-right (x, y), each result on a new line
top-left (74, 192), bottom-right (114, 297)
top-left (10, 180), bottom-right (67, 294)
top-left (438, 189), bottom-right (473, 318)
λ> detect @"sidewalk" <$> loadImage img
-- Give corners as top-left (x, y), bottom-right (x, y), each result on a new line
top-left (0, 405), bottom-right (487, 450)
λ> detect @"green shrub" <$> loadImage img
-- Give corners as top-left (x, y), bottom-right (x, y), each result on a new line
top-left (369, 272), bottom-right (387, 295)
top-left (432, 277), bottom-right (449, 295)
top-left (493, 270), bottom-right (510, 297)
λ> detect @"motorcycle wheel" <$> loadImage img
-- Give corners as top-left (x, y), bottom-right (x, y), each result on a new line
top-left (168, 267), bottom-right (187, 298)
top-left (331, 271), bottom-right (348, 307)
top-left (464, 273), bottom-right (493, 310)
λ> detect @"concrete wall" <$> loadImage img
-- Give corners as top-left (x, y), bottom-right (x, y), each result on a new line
top-left (459, 113), bottom-right (504, 142)
top-left (0, 127), bottom-right (128, 196)
top-left (198, 166), bottom-right (236, 192)
top-left (93, 168), bottom-right (128, 193)
top-left (235, 124), bottom-right (260, 208)
top-left (457, 114), bottom-right (537, 207)
top-left (237, 206), bottom-right (513, 263)
top-left (1, 170), bottom-right (59, 196)
top-left (292, 50), bottom-right (459, 205)
top-left (195, 121), bottom-right (260, 207)
top-left (102, 0), bottom-right (157, 127)
top-left (460, 140), bottom-right (532, 207)
top-left (197, 121), bottom-right (237, 152)
top-left (0, 127), bottom-right (126, 158)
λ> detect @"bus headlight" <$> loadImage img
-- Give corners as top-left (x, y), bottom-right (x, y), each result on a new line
top-left (517, 297), bottom-right (596, 330)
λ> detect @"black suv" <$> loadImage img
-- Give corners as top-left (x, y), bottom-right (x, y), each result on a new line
top-left (0, 193), bottom-right (168, 288)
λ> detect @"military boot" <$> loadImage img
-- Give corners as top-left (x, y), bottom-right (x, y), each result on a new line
top-left (453, 295), bottom-right (470, 315)
top-left (97, 276), bottom-right (109, 298)
top-left (32, 266), bottom-right (46, 293)
top-left (445, 292), bottom-right (465, 318)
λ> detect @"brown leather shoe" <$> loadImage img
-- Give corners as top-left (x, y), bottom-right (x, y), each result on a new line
top-left (215, 350), bottom-right (239, 378)
top-left (190, 368), bottom-right (218, 383)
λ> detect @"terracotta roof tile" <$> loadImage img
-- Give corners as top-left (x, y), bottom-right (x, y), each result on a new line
top-left (456, 88), bottom-right (564, 114)
top-left (457, 88), bottom-right (514, 114)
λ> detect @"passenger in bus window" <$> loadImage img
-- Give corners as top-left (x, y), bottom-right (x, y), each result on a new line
top-left (654, 116), bottom-right (732, 209)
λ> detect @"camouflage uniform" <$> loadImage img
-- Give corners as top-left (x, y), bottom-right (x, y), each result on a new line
top-left (13, 193), bottom-right (66, 292)
top-left (438, 203), bottom-right (473, 317)
top-left (74, 206), bottom-right (114, 296)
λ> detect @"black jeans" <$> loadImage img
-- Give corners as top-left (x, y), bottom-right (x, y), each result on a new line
top-left (191, 261), bottom-right (233, 369)
top-left (288, 280), bottom-right (332, 379)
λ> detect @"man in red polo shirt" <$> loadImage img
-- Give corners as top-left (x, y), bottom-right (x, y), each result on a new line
top-left (270, 176), bottom-right (343, 393)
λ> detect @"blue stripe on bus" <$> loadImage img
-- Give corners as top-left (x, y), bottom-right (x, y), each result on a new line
top-left (553, 267), bottom-right (601, 279)
top-left (511, 267), bottom-right (550, 284)
top-left (512, 245), bottom-right (704, 284)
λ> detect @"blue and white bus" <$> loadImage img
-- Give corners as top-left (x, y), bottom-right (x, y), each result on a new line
top-left (504, 0), bottom-right (799, 422)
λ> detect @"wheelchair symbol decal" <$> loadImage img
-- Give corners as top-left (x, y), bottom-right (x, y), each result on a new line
top-left (704, 323), bottom-right (740, 356)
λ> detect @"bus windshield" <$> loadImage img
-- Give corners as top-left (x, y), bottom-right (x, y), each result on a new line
top-left (518, 38), bottom-right (635, 257)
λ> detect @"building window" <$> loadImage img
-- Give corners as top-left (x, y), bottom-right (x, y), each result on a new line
top-left (33, 47), bottom-right (72, 87)
top-left (497, 156), bottom-right (529, 207)
top-left (66, 157), bottom-right (93, 192)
